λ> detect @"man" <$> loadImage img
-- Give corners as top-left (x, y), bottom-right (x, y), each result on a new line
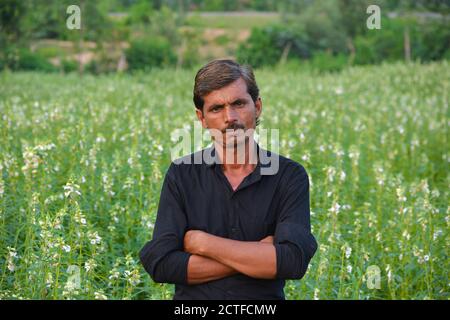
top-left (139, 59), bottom-right (317, 300)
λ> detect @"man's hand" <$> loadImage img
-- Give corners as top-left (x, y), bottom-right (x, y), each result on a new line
top-left (260, 235), bottom-right (274, 244)
top-left (184, 230), bottom-right (209, 255)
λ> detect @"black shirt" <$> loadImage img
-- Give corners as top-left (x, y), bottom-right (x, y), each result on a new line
top-left (139, 144), bottom-right (318, 300)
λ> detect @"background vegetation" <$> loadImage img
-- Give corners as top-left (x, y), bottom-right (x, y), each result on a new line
top-left (0, 0), bottom-right (448, 300)
top-left (0, 0), bottom-right (448, 73)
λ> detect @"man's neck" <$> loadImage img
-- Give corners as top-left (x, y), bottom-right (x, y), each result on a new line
top-left (214, 139), bottom-right (258, 173)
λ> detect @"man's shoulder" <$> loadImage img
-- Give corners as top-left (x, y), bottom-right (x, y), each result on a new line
top-left (166, 148), bottom-right (211, 177)
top-left (170, 147), bottom-right (214, 167)
top-left (260, 148), bottom-right (308, 177)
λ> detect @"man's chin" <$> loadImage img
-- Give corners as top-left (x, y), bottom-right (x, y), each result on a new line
top-left (217, 136), bottom-right (250, 149)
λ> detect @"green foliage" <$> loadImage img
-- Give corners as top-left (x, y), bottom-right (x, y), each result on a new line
top-left (60, 59), bottom-right (78, 73)
top-left (1, 47), bottom-right (56, 72)
top-left (0, 61), bottom-right (448, 299)
top-left (0, 0), bottom-right (27, 43)
top-left (294, 0), bottom-right (348, 54)
top-left (308, 51), bottom-right (349, 73)
top-left (413, 18), bottom-right (450, 62)
top-left (236, 26), bottom-right (284, 68)
top-left (126, 37), bottom-right (177, 71)
top-left (354, 18), bottom-right (405, 65)
top-left (16, 49), bottom-right (57, 72)
top-left (127, 0), bottom-right (154, 25)
top-left (35, 46), bottom-right (66, 59)
top-left (354, 17), bottom-right (450, 65)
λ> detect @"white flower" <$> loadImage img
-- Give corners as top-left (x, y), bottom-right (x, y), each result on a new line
top-left (329, 202), bottom-right (341, 215)
top-left (96, 136), bottom-right (106, 143)
top-left (62, 245), bottom-right (71, 253)
top-left (108, 270), bottom-right (120, 281)
top-left (124, 269), bottom-right (141, 286)
top-left (0, 177), bottom-right (4, 197)
top-left (46, 272), bottom-right (54, 287)
top-left (94, 291), bottom-right (108, 300)
top-left (7, 247), bottom-right (18, 272)
top-left (339, 171), bottom-right (346, 182)
top-left (433, 229), bottom-right (442, 240)
top-left (346, 265), bottom-right (352, 273)
top-left (345, 246), bottom-right (352, 259)
top-left (299, 132), bottom-right (305, 142)
top-left (85, 259), bottom-right (97, 272)
top-left (7, 262), bottom-right (15, 272)
top-left (386, 265), bottom-right (392, 282)
top-left (88, 231), bottom-right (102, 245)
top-left (301, 153), bottom-right (310, 162)
top-left (63, 181), bottom-right (81, 198)
top-left (313, 288), bottom-right (320, 300)
top-left (334, 86), bottom-right (344, 95)
top-left (325, 166), bottom-right (336, 183)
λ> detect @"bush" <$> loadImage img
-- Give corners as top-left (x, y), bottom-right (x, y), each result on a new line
top-left (413, 19), bottom-right (450, 62)
top-left (17, 49), bottom-right (56, 72)
top-left (126, 37), bottom-right (176, 71)
top-left (354, 17), bottom-right (450, 65)
top-left (35, 46), bottom-right (66, 59)
top-left (236, 25), bottom-right (291, 68)
top-left (61, 59), bottom-right (78, 73)
top-left (1, 47), bottom-right (56, 72)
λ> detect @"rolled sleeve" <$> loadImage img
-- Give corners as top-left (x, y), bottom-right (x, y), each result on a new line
top-left (139, 163), bottom-right (191, 285)
top-left (274, 164), bottom-right (318, 280)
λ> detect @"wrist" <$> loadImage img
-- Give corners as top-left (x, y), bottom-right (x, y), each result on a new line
top-left (197, 232), bottom-right (213, 256)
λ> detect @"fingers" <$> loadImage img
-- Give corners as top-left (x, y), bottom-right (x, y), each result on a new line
top-left (260, 235), bottom-right (274, 243)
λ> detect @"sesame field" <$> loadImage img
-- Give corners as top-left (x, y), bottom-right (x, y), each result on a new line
top-left (0, 61), bottom-right (448, 300)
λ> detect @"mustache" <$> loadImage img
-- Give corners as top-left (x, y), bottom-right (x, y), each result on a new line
top-left (221, 123), bottom-right (245, 133)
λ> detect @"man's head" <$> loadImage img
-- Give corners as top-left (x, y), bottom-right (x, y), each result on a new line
top-left (193, 59), bottom-right (262, 147)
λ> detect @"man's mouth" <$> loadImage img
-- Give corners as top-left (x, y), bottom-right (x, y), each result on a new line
top-left (221, 125), bottom-right (245, 134)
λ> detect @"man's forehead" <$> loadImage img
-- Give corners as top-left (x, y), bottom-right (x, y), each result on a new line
top-left (203, 78), bottom-right (250, 105)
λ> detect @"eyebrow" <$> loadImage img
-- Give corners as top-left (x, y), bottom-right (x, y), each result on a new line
top-left (208, 98), bottom-right (248, 111)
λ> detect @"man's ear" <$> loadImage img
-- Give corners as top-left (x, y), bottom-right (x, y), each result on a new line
top-left (255, 97), bottom-right (262, 119)
top-left (196, 108), bottom-right (208, 129)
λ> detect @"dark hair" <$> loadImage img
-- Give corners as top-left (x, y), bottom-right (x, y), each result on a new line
top-left (193, 59), bottom-right (260, 125)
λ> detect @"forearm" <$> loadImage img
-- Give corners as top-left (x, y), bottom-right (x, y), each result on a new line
top-left (199, 235), bottom-right (277, 279)
top-left (187, 254), bottom-right (238, 285)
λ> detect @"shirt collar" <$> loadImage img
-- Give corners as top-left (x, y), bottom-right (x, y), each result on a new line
top-left (204, 142), bottom-right (262, 168)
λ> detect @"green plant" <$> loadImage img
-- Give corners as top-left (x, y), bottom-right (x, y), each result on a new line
top-left (126, 37), bottom-right (176, 71)
top-left (60, 59), bottom-right (77, 73)
top-left (3, 47), bottom-right (56, 72)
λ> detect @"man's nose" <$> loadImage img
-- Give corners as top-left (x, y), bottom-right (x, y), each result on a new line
top-left (224, 106), bottom-right (238, 124)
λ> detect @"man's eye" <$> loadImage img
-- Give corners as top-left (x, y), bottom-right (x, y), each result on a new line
top-left (211, 107), bottom-right (221, 112)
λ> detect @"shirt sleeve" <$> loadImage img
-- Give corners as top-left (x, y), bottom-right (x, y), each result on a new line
top-left (273, 164), bottom-right (318, 280)
top-left (139, 163), bottom-right (192, 285)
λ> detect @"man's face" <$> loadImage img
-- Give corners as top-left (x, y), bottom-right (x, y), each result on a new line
top-left (196, 77), bottom-right (262, 148)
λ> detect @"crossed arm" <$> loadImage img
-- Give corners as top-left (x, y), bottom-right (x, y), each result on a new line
top-left (184, 231), bottom-right (276, 284)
